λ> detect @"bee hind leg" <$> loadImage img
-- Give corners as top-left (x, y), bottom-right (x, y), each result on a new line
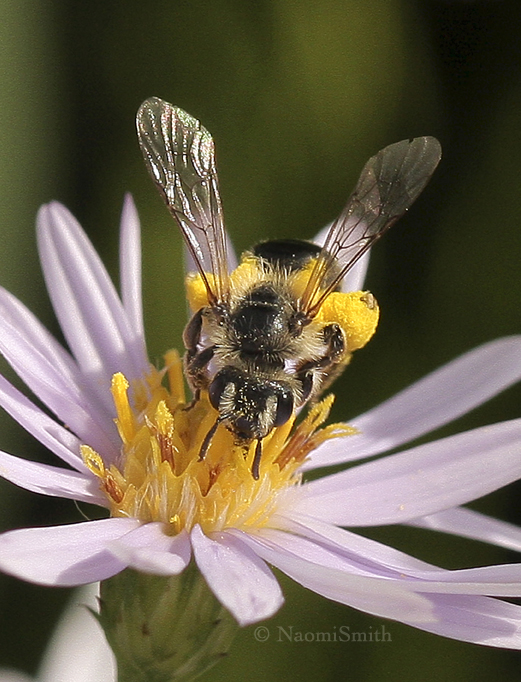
top-left (295, 323), bottom-right (348, 402)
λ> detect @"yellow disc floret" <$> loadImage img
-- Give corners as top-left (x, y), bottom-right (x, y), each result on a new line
top-left (82, 351), bottom-right (354, 536)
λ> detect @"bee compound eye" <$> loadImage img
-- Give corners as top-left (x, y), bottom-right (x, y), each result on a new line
top-left (208, 372), bottom-right (229, 410)
top-left (274, 390), bottom-right (294, 427)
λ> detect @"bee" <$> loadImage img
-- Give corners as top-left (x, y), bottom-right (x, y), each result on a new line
top-left (136, 97), bottom-right (441, 478)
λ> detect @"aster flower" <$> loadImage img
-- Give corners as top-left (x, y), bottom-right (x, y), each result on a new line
top-left (0, 584), bottom-right (115, 682)
top-left (1, 197), bottom-right (521, 653)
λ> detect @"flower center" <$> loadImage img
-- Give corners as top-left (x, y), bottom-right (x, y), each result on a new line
top-left (82, 351), bottom-right (354, 535)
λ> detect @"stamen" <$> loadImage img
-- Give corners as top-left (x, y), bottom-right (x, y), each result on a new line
top-left (111, 373), bottom-right (137, 445)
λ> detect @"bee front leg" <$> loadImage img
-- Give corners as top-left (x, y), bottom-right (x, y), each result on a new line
top-left (185, 346), bottom-right (215, 392)
top-left (183, 308), bottom-right (203, 360)
top-left (183, 308), bottom-right (215, 396)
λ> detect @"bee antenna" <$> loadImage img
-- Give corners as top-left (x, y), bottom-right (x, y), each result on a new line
top-left (251, 439), bottom-right (263, 480)
top-left (199, 417), bottom-right (221, 462)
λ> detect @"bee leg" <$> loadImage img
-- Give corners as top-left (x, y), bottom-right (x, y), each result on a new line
top-left (183, 308), bottom-right (203, 352)
top-left (184, 346), bottom-right (215, 394)
top-left (314, 324), bottom-right (350, 397)
top-left (199, 416), bottom-right (221, 462)
top-left (294, 366), bottom-right (315, 403)
top-left (322, 323), bottom-right (346, 363)
top-left (183, 307), bottom-right (217, 394)
top-left (251, 439), bottom-right (263, 480)
top-left (183, 388), bottom-right (201, 412)
top-left (295, 324), bottom-right (347, 402)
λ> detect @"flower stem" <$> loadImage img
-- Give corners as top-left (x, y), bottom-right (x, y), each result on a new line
top-left (98, 564), bottom-right (238, 682)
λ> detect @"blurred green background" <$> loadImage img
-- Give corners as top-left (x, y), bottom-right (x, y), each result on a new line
top-left (1, 0), bottom-right (521, 679)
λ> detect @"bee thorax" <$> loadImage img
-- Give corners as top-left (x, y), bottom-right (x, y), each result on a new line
top-left (228, 283), bottom-right (295, 357)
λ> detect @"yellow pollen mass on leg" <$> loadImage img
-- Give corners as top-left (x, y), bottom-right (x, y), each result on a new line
top-left (316, 291), bottom-right (380, 352)
top-left (186, 259), bottom-right (379, 356)
top-left (185, 272), bottom-right (213, 312)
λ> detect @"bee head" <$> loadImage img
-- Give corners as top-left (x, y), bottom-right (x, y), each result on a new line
top-left (208, 367), bottom-right (294, 440)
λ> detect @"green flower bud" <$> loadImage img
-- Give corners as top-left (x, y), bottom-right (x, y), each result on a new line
top-left (98, 564), bottom-right (238, 682)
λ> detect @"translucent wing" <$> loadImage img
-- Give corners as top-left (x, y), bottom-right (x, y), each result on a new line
top-left (300, 136), bottom-right (442, 316)
top-left (136, 97), bottom-right (230, 305)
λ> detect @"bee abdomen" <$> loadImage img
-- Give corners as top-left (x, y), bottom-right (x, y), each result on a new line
top-left (252, 239), bottom-right (321, 271)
